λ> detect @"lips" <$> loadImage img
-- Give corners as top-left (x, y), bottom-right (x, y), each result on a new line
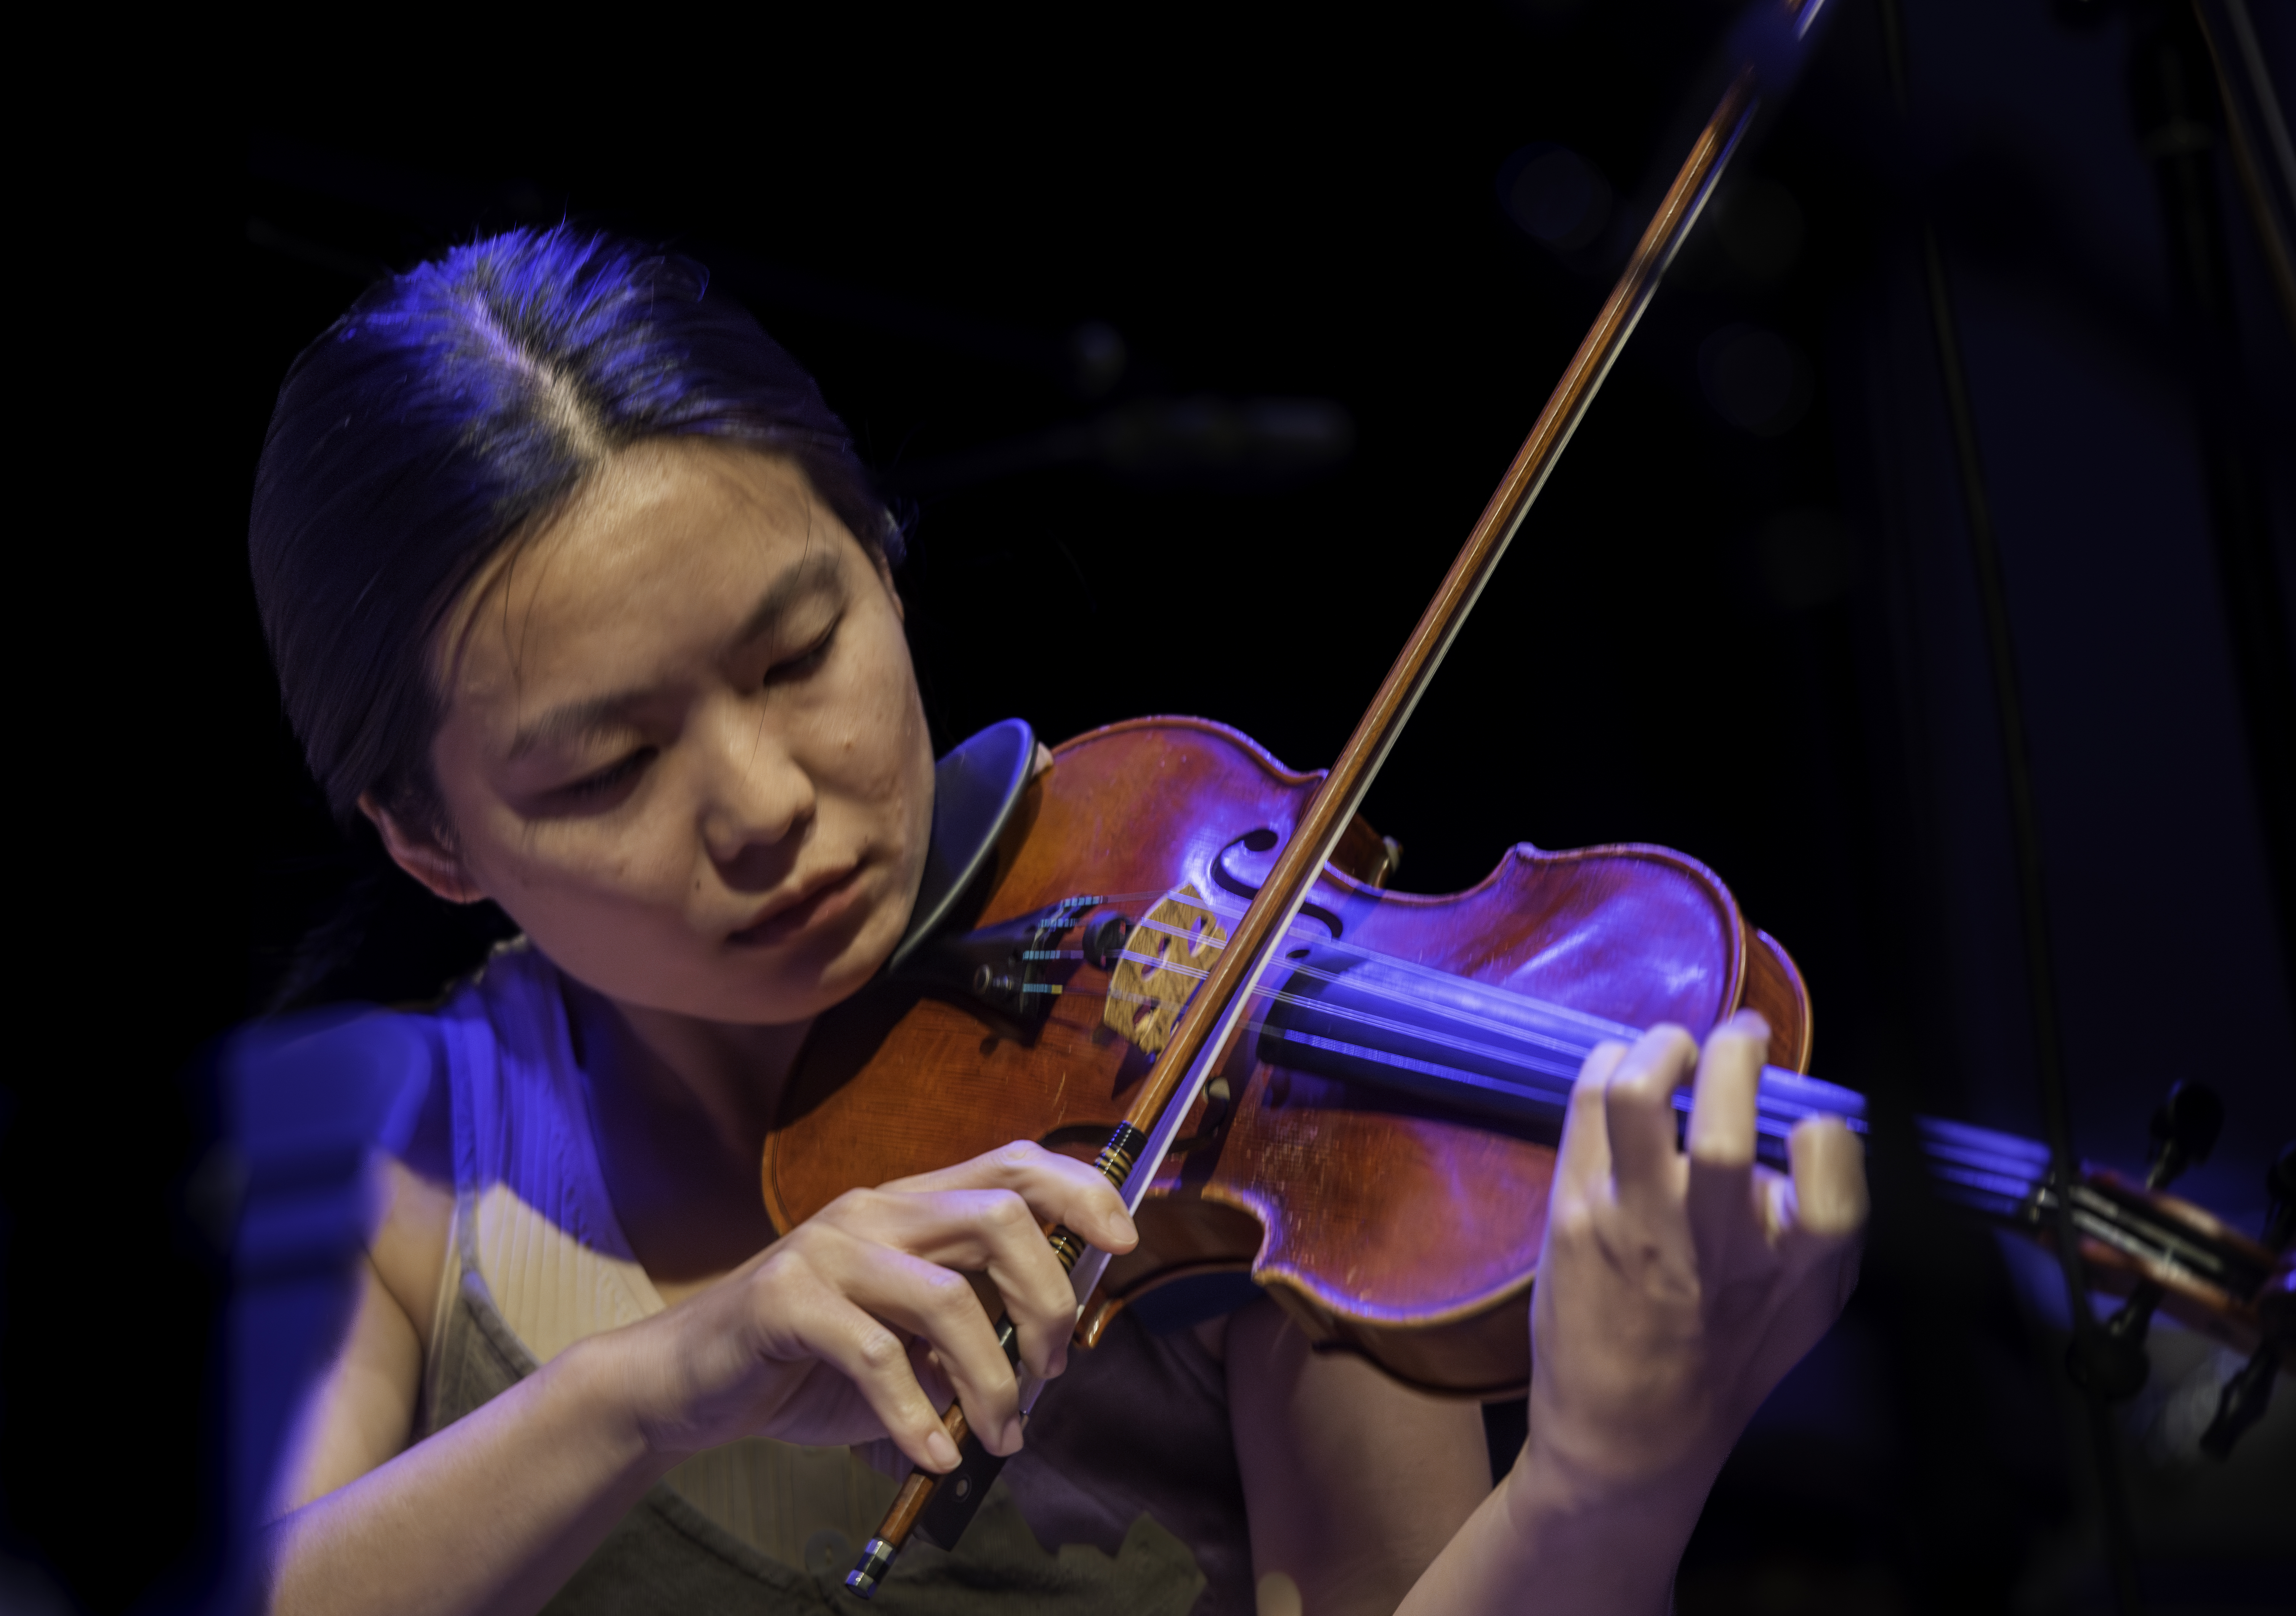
top-left (729, 864), bottom-right (867, 948)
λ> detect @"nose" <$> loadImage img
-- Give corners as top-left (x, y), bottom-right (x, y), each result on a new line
top-left (693, 696), bottom-right (816, 879)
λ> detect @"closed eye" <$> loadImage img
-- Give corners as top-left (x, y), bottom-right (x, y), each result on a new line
top-left (557, 746), bottom-right (657, 802)
top-left (766, 617), bottom-right (840, 686)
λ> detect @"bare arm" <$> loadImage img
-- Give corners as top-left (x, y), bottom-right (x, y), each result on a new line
top-left (1397, 1014), bottom-right (1867, 1616)
top-left (269, 1153), bottom-right (449, 1515)
top-left (263, 1143), bottom-right (664, 1615)
top-left (264, 1327), bottom-right (668, 1616)
top-left (1228, 1300), bottom-right (1491, 1616)
top-left (260, 1142), bottom-right (1140, 1616)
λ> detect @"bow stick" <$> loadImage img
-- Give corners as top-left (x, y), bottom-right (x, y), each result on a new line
top-left (846, 0), bottom-right (1834, 1594)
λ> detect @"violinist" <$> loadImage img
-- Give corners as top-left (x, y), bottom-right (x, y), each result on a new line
top-left (251, 227), bottom-right (1867, 1616)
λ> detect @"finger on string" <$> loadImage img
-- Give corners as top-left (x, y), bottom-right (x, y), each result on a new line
top-left (1685, 1013), bottom-right (1768, 1257)
top-left (816, 1233), bottom-right (1028, 1456)
top-left (1605, 1024), bottom-right (1698, 1213)
top-left (1783, 1114), bottom-right (1868, 1248)
top-left (1555, 1040), bottom-right (1629, 1199)
top-left (882, 1140), bottom-right (1138, 1256)
top-left (1685, 1011), bottom-right (1767, 1167)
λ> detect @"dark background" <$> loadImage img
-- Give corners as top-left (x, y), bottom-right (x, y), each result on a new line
top-left (5, 0), bottom-right (2292, 1610)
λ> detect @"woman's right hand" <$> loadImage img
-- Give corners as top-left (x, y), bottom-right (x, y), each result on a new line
top-left (601, 1140), bottom-right (1137, 1475)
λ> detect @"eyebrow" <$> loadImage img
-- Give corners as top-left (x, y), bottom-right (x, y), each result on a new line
top-left (729, 547), bottom-right (846, 651)
top-left (504, 550), bottom-right (848, 762)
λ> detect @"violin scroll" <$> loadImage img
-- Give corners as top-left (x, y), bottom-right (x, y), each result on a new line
top-left (2198, 1144), bottom-right (2295, 1457)
top-left (2070, 1081), bottom-right (2227, 1399)
top-left (2061, 1089), bottom-right (2292, 1455)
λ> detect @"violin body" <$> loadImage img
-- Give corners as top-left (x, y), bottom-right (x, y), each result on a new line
top-left (763, 716), bottom-right (1815, 1396)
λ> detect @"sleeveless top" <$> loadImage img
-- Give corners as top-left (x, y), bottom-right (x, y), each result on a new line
top-left (413, 943), bottom-right (1254, 1614)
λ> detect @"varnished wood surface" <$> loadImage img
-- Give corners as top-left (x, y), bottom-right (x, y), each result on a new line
top-left (1743, 927), bottom-right (1813, 1074)
top-left (764, 718), bottom-right (1807, 1395)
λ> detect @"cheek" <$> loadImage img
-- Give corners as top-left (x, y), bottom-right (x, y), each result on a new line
top-left (827, 611), bottom-right (928, 771)
top-left (465, 799), bottom-right (699, 922)
top-left (872, 694), bottom-right (934, 840)
top-left (464, 818), bottom-right (726, 1009)
top-left (809, 615), bottom-right (933, 893)
top-left (426, 729), bottom-right (673, 912)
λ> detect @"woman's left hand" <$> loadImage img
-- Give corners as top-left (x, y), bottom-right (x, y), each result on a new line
top-left (1522, 1011), bottom-right (1868, 1510)
top-left (1363, 1011), bottom-right (1872, 1616)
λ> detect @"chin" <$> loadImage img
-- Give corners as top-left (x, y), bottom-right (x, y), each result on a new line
top-left (713, 895), bottom-right (907, 1025)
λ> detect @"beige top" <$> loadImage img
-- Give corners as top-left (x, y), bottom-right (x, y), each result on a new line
top-left (426, 943), bottom-right (902, 1565)
top-left (410, 938), bottom-right (1236, 1613)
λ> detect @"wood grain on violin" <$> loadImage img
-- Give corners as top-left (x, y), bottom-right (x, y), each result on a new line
top-left (764, 715), bottom-right (1816, 1397)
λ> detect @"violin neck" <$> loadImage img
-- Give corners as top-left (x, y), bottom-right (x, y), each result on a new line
top-left (1257, 969), bottom-right (2281, 1304)
top-left (1906, 1110), bottom-right (2278, 1306)
top-left (1905, 1110), bottom-right (2049, 1220)
top-left (1619, 1062), bottom-right (2056, 1234)
top-left (1244, 936), bottom-right (2252, 1276)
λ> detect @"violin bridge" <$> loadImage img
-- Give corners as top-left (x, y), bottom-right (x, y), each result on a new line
top-left (1102, 885), bottom-right (1228, 1055)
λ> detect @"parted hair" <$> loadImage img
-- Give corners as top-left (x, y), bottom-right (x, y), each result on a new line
top-left (250, 225), bottom-right (899, 834)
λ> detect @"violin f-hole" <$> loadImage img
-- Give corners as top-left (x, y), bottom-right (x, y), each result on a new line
top-left (1214, 827), bottom-right (1344, 937)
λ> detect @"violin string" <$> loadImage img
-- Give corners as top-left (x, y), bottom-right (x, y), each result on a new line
top-left (1024, 897), bottom-right (2062, 1192)
top-left (1020, 887), bottom-right (1813, 1122)
top-left (1113, 935), bottom-right (1574, 1056)
top-left (1079, 899), bottom-right (1833, 1117)
top-left (1041, 980), bottom-right (1468, 1071)
top-left (1067, 943), bottom-right (1594, 1086)
top-left (1125, 905), bottom-right (1640, 1041)
top-left (1118, 917), bottom-right (1609, 1066)
top-left (1068, 972), bottom-right (1835, 1153)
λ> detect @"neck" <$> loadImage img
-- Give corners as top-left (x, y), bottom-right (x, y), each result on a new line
top-left (593, 995), bottom-right (815, 1161)
top-left (569, 983), bottom-right (813, 1291)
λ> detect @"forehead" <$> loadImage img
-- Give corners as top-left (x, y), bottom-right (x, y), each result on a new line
top-left (440, 440), bottom-right (853, 710)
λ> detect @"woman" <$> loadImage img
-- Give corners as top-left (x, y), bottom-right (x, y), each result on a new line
top-left (251, 226), bottom-right (1866, 1616)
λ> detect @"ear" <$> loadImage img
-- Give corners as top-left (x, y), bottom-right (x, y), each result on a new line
top-left (359, 793), bottom-right (487, 904)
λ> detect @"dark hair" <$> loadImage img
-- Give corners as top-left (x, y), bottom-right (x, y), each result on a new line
top-left (250, 225), bottom-right (900, 835)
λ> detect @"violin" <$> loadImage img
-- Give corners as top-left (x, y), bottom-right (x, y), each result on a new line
top-left (768, 713), bottom-right (1826, 1396)
top-left (770, 0), bottom-right (2295, 1594)
top-left (762, 715), bottom-right (2294, 1403)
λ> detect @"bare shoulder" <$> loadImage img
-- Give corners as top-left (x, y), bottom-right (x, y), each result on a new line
top-left (271, 1042), bottom-right (457, 1514)
top-left (370, 1044), bottom-right (456, 1352)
